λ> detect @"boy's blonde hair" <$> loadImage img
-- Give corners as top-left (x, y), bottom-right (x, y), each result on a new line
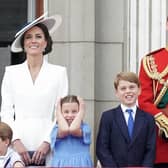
top-left (114, 72), bottom-right (140, 90)
top-left (0, 122), bottom-right (13, 144)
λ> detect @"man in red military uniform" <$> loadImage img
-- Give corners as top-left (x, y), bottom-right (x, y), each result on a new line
top-left (138, 47), bottom-right (168, 168)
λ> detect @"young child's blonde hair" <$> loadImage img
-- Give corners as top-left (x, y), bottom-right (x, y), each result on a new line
top-left (61, 95), bottom-right (79, 107)
top-left (0, 122), bottom-right (13, 145)
top-left (114, 72), bottom-right (140, 90)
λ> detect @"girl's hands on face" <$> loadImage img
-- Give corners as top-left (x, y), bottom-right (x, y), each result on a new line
top-left (55, 98), bottom-right (62, 121)
top-left (56, 98), bottom-right (69, 137)
top-left (77, 96), bottom-right (85, 119)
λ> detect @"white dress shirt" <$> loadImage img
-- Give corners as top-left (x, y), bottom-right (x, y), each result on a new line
top-left (120, 104), bottom-right (137, 125)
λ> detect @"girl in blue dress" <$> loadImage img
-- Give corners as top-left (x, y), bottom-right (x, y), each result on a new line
top-left (50, 95), bottom-right (93, 167)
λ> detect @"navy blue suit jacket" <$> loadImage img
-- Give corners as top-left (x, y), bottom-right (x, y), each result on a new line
top-left (96, 105), bottom-right (156, 167)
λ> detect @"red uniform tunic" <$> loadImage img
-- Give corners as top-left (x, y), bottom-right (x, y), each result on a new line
top-left (138, 48), bottom-right (168, 163)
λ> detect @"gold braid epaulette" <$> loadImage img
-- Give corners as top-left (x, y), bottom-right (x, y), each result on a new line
top-left (142, 55), bottom-right (168, 106)
top-left (143, 56), bottom-right (168, 80)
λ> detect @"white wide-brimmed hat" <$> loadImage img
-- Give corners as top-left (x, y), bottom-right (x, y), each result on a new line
top-left (11, 13), bottom-right (62, 53)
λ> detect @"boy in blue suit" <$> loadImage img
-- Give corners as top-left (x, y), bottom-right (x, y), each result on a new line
top-left (96, 72), bottom-right (156, 167)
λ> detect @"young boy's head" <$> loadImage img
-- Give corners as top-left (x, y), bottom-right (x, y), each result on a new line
top-left (61, 95), bottom-right (80, 126)
top-left (0, 122), bottom-right (13, 155)
top-left (114, 72), bottom-right (141, 107)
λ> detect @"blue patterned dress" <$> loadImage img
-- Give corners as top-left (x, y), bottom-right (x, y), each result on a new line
top-left (50, 122), bottom-right (93, 167)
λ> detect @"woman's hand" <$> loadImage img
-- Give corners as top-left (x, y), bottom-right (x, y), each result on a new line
top-left (32, 141), bottom-right (50, 165)
top-left (12, 139), bottom-right (31, 166)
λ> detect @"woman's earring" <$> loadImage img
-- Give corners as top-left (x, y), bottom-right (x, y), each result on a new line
top-left (43, 48), bottom-right (46, 54)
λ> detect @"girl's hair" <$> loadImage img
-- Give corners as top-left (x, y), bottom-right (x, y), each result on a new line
top-left (0, 122), bottom-right (13, 144)
top-left (61, 95), bottom-right (79, 107)
top-left (114, 72), bottom-right (140, 90)
top-left (20, 23), bottom-right (53, 55)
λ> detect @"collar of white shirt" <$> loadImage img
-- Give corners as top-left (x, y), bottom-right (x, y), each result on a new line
top-left (120, 104), bottom-right (137, 121)
top-left (121, 104), bottom-right (137, 113)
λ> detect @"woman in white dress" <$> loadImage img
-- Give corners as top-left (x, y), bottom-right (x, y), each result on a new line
top-left (0, 14), bottom-right (68, 166)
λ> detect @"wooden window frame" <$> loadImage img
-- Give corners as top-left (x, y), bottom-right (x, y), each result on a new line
top-left (36, 0), bottom-right (43, 17)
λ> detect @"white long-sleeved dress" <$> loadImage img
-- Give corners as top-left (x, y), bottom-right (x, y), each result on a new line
top-left (0, 60), bottom-right (68, 151)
